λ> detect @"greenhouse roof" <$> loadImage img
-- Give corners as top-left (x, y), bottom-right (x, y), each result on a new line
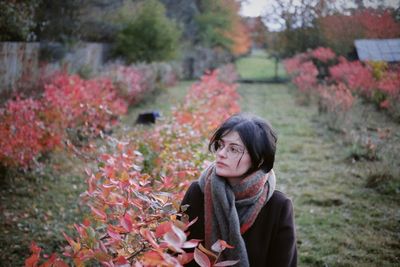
top-left (355, 39), bottom-right (400, 62)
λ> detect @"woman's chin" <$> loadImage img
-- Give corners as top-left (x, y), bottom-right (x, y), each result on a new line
top-left (215, 168), bottom-right (228, 177)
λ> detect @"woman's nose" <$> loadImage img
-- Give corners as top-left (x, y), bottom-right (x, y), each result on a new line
top-left (216, 147), bottom-right (228, 158)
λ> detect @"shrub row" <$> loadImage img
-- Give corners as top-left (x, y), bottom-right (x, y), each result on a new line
top-left (0, 74), bottom-right (126, 170)
top-left (284, 47), bottom-right (400, 121)
top-left (25, 68), bottom-right (241, 266)
top-left (0, 62), bottom-right (181, 170)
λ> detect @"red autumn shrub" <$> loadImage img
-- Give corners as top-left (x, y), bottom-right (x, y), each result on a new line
top-left (292, 61), bottom-right (319, 94)
top-left (376, 68), bottom-right (400, 119)
top-left (103, 65), bottom-right (148, 105)
top-left (43, 74), bottom-right (127, 139)
top-left (318, 83), bottom-right (354, 114)
top-left (283, 52), bottom-right (309, 77)
top-left (377, 69), bottom-right (400, 102)
top-left (0, 72), bottom-right (129, 170)
top-left (329, 57), bottom-right (376, 98)
top-left (310, 47), bottom-right (336, 63)
top-left (0, 98), bottom-right (62, 169)
top-left (286, 47), bottom-right (400, 122)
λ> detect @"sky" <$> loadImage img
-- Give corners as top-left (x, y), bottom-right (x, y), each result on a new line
top-left (239, 0), bottom-right (269, 17)
top-left (239, 0), bottom-right (282, 30)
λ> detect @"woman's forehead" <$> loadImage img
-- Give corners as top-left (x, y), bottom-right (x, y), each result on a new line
top-left (221, 131), bottom-right (243, 144)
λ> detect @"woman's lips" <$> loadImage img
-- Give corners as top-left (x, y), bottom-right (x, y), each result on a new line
top-left (216, 161), bottom-right (227, 168)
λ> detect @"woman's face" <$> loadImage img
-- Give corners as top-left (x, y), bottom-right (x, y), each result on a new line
top-left (214, 131), bottom-right (252, 183)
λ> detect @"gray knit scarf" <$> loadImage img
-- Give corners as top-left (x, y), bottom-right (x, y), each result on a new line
top-left (198, 163), bottom-right (276, 267)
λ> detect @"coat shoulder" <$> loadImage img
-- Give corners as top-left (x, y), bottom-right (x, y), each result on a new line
top-left (268, 190), bottom-right (294, 208)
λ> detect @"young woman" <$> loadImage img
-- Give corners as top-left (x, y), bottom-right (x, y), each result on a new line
top-left (181, 113), bottom-right (297, 267)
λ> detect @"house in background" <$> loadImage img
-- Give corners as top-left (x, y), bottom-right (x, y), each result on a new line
top-left (355, 39), bottom-right (400, 62)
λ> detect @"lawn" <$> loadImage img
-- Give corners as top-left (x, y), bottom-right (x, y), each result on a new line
top-left (235, 49), bottom-right (287, 80)
top-left (238, 82), bottom-right (399, 266)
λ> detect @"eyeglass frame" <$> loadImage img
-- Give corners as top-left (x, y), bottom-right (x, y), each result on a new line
top-left (211, 139), bottom-right (248, 159)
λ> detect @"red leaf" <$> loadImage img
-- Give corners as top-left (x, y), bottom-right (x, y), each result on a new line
top-left (140, 228), bottom-right (159, 249)
top-left (107, 226), bottom-right (122, 241)
top-left (30, 241), bottom-right (41, 254)
top-left (163, 225), bottom-right (186, 252)
top-left (120, 213), bottom-right (133, 232)
top-left (155, 221), bottom-right (172, 238)
top-left (194, 248), bottom-right (211, 267)
top-left (183, 217), bottom-right (199, 231)
top-left (113, 255), bottom-right (129, 265)
top-left (25, 254), bottom-right (39, 267)
top-left (177, 252), bottom-right (194, 265)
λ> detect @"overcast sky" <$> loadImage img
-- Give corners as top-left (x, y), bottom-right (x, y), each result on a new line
top-left (239, 0), bottom-right (268, 17)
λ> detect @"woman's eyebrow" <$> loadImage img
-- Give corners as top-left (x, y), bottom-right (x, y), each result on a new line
top-left (220, 138), bottom-right (243, 146)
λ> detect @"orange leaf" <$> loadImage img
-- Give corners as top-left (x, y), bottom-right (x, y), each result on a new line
top-left (198, 243), bottom-right (217, 260)
top-left (89, 205), bottom-right (107, 221)
top-left (63, 232), bottom-right (81, 253)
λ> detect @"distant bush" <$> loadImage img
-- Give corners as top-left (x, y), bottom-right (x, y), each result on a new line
top-left (284, 47), bottom-right (400, 122)
top-left (0, 74), bottom-right (128, 170)
top-left (114, 0), bottom-right (181, 63)
top-left (0, 1), bottom-right (39, 41)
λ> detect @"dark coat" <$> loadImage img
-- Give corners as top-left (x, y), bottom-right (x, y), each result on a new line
top-left (181, 181), bottom-right (297, 267)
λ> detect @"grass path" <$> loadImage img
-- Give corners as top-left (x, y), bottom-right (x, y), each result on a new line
top-left (238, 83), bottom-right (399, 266)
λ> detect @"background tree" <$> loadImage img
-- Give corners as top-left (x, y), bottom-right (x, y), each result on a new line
top-left (244, 17), bottom-right (269, 49)
top-left (263, 0), bottom-right (331, 58)
top-left (196, 0), bottom-right (250, 55)
top-left (34, 0), bottom-right (82, 42)
top-left (113, 0), bottom-right (181, 63)
top-left (221, 0), bottom-right (251, 55)
top-left (0, 0), bottom-right (40, 41)
top-left (317, 8), bottom-right (400, 56)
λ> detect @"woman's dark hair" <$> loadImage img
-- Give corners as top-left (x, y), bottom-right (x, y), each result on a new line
top-left (209, 113), bottom-right (277, 174)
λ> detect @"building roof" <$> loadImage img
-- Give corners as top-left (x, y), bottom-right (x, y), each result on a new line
top-left (354, 39), bottom-right (400, 62)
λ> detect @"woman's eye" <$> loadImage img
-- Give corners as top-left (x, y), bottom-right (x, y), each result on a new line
top-left (230, 146), bottom-right (240, 154)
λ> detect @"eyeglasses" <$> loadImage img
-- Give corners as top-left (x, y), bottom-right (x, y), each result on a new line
top-left (212, 140), bottom-right (246, 158)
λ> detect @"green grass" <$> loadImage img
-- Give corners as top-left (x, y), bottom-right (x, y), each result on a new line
top-left (238, 83), bottom-right (400, 266)
top-left (121, 81), bottom-right (192, 125)
top-left (0, 154), bottom-right (88, 266)
top-left (235, 49), bottom-right (287, 80)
